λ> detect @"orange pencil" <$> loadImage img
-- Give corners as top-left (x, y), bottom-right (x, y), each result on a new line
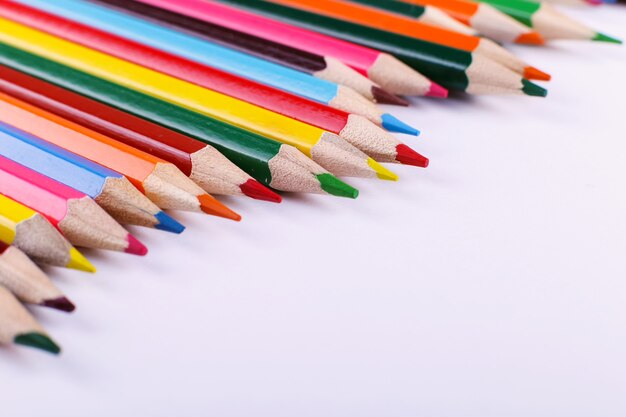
top-left (268, 0), bottom-right (549, 81)
top-left (0, 91), bottom-right (240, 220)
top-left (398, 0), bottom-right (545, 45)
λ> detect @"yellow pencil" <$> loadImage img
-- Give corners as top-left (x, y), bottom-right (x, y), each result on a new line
top-left (0, 194), bottom-right (95, 272)
top-left (0, 17), bottom-right (397, 181)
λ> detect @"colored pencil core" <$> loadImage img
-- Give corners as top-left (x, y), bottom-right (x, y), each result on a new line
top-left (593, 33), bottom-right (622, 44)
top-left (14, 332), bottom-right (61, 354)
top-left (395, 144), bottom-right (429, 168)
top-left (521, 79), bottom-right (548, 98)
top-left (125, 235), bottom-right (149, 256)
top-left (198, 195), bottom-right (242, 221)
top-left (67, 247), bottom-right (96, 273)
top-left (154, 211), bottom-right (186, 234)
top-left (42, 297), bottom-right (76, 313)
top-left (316, 174), bottom-right (359, 199)
top-left (515, 32), bottom-right (545, 46)
top-left (381, 114), bottom-right (420, 136)
top-left (368, 158), bottom-right (399, 181)
top-left (524, 66), bottom-right (551, 82)
top-left (240, 179), bottom-right (282, 203)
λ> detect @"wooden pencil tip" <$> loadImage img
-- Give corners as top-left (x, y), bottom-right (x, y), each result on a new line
top-left (515, 32), bottom-right (546, 46)
top-left (14, 332), bottom-right (61, 354)
top-left (198, 194), bottom-right (242, 221)
top-left (524, 66), bottom-right (552, 82)
top-left (125, 234), bottom-right (149, 256)
top-left (42, 296), bottom-right (76, 313)
top-left (395, 144), bottom-right (429, 168)
top-left (66, 248), bottom-right (96, 273)
top-left (240, 179), bottom-right (282, 203)
top-left (371, 86), bottom-right (409, 106)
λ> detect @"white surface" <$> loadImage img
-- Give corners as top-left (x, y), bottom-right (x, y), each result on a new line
top-left (2, 6), bottom-right (626, 417)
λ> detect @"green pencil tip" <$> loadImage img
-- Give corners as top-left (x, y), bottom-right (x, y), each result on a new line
top-left (14, 332), bottom-right (61, 354)
top-left (316, 173), bottom-right (359, 199)
top-left (593, 32), bottom-right (622, 45)
top-left (522, 79), bottom-right (548, 98)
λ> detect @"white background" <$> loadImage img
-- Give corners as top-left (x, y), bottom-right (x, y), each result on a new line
top-left (1, 6), bottom-right (625, 416)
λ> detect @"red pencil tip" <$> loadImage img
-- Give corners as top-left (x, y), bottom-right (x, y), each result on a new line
top-left (515, 32), bottom-right (545, 46)
top-left (395, 144), bottom-right (429, 168)
top-left (523, 66), bottom-right (552, 82)
top-left (240, 179), bottom-right (282, 203)
top-left (125, 234), bottom-right (148, 256)
top-left (426, 82), bottom-right (448, 98)
top-left (42, 296), bottom-right (76, 312)
top-left (198, 194), bottom-right (242, 221)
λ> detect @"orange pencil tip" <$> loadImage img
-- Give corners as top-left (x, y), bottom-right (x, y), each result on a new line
top-left (515, 32), bottom-right (545, 46)
top-left (198, 194), bottom-right (242, 221)
top-left (523, 66), bottom-right (552, 82)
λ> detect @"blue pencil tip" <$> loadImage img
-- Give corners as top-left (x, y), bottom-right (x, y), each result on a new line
top-left (381, 113), bottom-right (420, 136)
top-left (154, 211), bottom-right (186, 234)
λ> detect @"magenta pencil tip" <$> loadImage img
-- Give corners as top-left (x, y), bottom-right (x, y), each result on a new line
top-left (426, 82), bottom-right (449, 99)
top-left (125, 234), bottom-right (148, 256)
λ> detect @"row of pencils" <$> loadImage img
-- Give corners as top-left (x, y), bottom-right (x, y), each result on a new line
top-left (0, 0), bottom-right (620, 355)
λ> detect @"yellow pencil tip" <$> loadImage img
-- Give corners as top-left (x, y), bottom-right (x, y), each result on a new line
top-left (67, 248), bottom-right (96, 273)
top-left (368, 158), bottom-right (399, 181)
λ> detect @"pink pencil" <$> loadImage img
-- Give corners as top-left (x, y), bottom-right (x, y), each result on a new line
top-left (134, 0), bottom-right (447, 97)
top-left (0, 155), bottom-right (147, 255)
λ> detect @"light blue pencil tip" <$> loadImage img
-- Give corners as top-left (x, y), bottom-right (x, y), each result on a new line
top-left (154, 211), bottom-right (186, 234)
top-left (381, 113), bottom-right (420, 136)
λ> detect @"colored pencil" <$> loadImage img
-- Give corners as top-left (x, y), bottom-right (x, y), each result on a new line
top-left (0, 195), bottom-right (95, 272)
top-left (15, 0), bottom-right (415, 134)
top-left (18, 0), bottom-right (444, 99)
top-left (0, 285), bottom-right (61, 354)
top-left (0, 121), bottom-right (186, 233)
top-left (0, 76), bottom-right (277, 204)
top-left (0, 18), bottom-right (399, 180)
top-left (0, 241), bottom-right (75, 312)
top-left (0, 44), bottom-right (359, 199)
top-left (209, 0), bottom-right (547, 95)
top-left (477, 0), bottom-right (621, 42)
top-left (344, 0), bottom-right (479, 35)
top-left (0, 5), bottom-right (427, 168)
top-left (91, 0), bottom-right (405, 106)
top-left (0, 155), bottom-right (148, 255)
top-left (263, 0), bottom-right (550, 81)
top-left (397, 0), bottom-right (545, 45)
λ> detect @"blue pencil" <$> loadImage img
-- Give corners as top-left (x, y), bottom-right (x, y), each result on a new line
top-left (16, 0), bottom-right (418, 135)
top-left (0, 121), bottom-right (185, 234)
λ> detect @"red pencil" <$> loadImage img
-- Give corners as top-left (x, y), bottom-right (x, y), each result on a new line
top-left (0, 1), bottom-right (427, 166)
top-left (0, 155), bottom-right (147, 255)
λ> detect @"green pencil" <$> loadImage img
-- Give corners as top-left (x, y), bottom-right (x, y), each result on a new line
top-left (477, 0), bottom-right (621, 43)
top-left (216, 0), bottom-right (546, 96)
top-left (0, 42), bottom-right (358, 199)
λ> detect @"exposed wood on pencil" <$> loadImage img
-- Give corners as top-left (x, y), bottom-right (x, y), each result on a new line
top-left (0, 285), bottom-right (61, 354)
top-left (0, 194), bottom-right (95, 272)
top-left (0, 241), bottom-right (75, 312)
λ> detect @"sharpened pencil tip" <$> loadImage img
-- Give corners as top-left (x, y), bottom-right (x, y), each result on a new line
top-left (66, 248), bottom-right (96, 273)
top-left (125, 234), bottom-right (148, 256)
top-left (593, 32), bottom-right (622, 44)
top-left (371, 86), bottom-right (409, 106)
top-left (367, 158), bottom-right (399, 181)
top-left (426, 82), bottom-right (449, 99)
top-left (154, 211), bottom-right (186, 234)
top-left (198, 194), bottom-right (242, 221)
top-left (240, 179), bottom-right (282, 203)
top-left (316, 173), bottom-right (359, 199)
top-left (524, 66), bottom-right (551, 82)
top-left (14, 332), bottom-right (61, 354)
top-left (381, 114), bottom-right (420, 136)
top-left (515, 32), bottom-right (545, 46)
top-left (395, 144), bottom-right (429, 168)
top-left (42, 296), bottom-right (76, 313)
top-left (522, 79), bottom-right (548, 98)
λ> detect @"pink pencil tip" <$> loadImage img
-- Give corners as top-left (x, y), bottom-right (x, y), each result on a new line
top-left (125, 234), bottom-right (148, 256)
top-left (426, 82), bottom-right (448, 99)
